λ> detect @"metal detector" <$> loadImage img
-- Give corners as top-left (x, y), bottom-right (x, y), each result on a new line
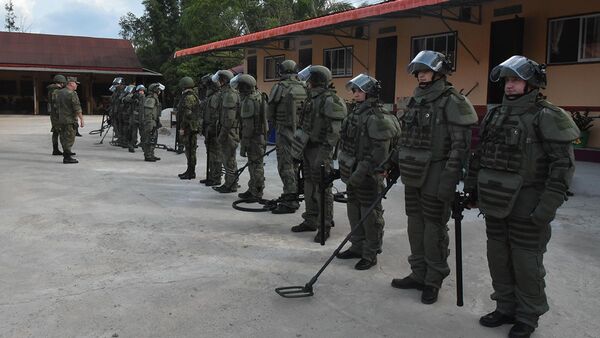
top-left (451, 191), bottom-right (466, 307)
top-left (275, 177), bottom-right (397, 298)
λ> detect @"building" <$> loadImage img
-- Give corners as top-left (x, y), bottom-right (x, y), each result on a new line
top-left (0, 32), bottom-right (160, 115)
top-left (175, 0), bottom-right (600, 156)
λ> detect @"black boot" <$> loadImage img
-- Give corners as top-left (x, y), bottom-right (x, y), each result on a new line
top-left (509, 322), bottom-right (535, 338)
top-left (63, 155), bottom-right (78, 164)
top-left (479, 311), bottom-right (516, 328)
top-left (128, 147), bottom-right (135, 153)
top-left (313, 230), bottom-right (330, 243)
top-left (52, 146), bottom-right (63, 156)
top-left (355, 257), bottom-right (377, 270)
top-left (204, 179), bottom-right (221, 187)
top-left (180, 170), bottom-right (196, 180)
top-left (238, 190), bottom-right (253, 199)
top-left (336, 249), bottom-right (362, 259)
top-left (421, 286), bottom-right (439, 304)
top-left (391, 276), bottom-right (425, 290)
top-left (213, 183), bottom-right (238, 193)
top-left (178, 166), bottom-right (190, 178)
top-left (291, 222), bottom-right (317, 232)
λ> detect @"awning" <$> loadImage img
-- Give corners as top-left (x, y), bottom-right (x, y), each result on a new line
top-left (0, 65), bottom-right (161, 77)
top-left (175, 0), bottom-right (448, 58)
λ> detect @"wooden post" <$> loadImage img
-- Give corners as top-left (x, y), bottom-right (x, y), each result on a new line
top-left (33, 76), bottom-right (39, 115)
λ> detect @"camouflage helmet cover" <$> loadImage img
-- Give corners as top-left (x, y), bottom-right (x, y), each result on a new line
top-left (278, 59), bottom-right (298, 75)
top-left (179, 76), bottom-right (195, 89)
top-left (230, 73), bottom-right (256, 91)
top-left (53, 74), bottom-right (67, 84)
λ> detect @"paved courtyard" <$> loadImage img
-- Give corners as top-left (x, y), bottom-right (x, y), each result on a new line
top-left (1, 115), bottom-right (599, 338)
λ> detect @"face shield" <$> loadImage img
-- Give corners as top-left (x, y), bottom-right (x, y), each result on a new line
top-left (109, 85), bottom-right (116, 93)
top-left (346, 74), bottom-right (376, 93)
top-left (211, 73), bottom-right (221, 85)
top-left (297, 65), bottom-right (312, 82)
top-left (229, 74), bottom-right (241, 90)
top-left (124, 85), bottom-right (135, 94)
top-left (112, 77), bottom-right (123, 85)
top-left (135, 85), bottom-right (146, 92)
top-left (407, 50), bottom-right (447, 74)
top-left (157, 83), bottom-right (165, 91)
top-left (490, 55), bottom-right (536, 83)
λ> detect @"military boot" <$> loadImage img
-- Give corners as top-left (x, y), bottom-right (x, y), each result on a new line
top-left (391, 276), bottom-right (425, 290)
top-left (128, 147), bottom-right (135, 153)
top-left (213, 183), bottom-right (238, 193)
top-left (180, 170), bottom-right (196, 180)
top-left (63, 155), bottom-right (78, 164)
top-left (152, 156), bottom-right (161, 161)
top-left (204, 179), bottom-right (221, 187)
top-left (145, 157), bottom-right (157, 162)
top-left (508, 322), bottom-right (535, 338)
top-left (178, 166), bottom-right (191, 178)
top-left (313, 230), bottom-right (330, 243)
top-left (291, 221), bottom-right (317, 232)
top-left (355, 257), bottom-right (377, 270)
top-left (421, 286), bottom-right (439, 304)
top-left (238, 190), bottom-right (253, 199)
top-left (479, 311), bottom-right (516, 327)
top-left (199, 178), bottom-right (210, 184)
top-left (52, 145), bottom-right (63, 156)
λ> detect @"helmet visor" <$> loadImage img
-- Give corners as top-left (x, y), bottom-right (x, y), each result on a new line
top-left (346, 73), bottom-right (375, 93)
top-left (211, 73), bottom-right (220, 84)
top-left (135, 85), bottom-right (146, 92)
top-left (124, 85), bottom-right (135, 94)
top-left (109, 85), bottom-right (116, 93)
top-left (157, 83), bottom-right (165, 91)
top-left (490, 55), bottom-right (535, 82)
top-left (229, 74), bottom-right (241, 90)
top-left (112, 77), bottom-right (123, 85)
top-left (297, 65), bottom-right (312, 81)
top-left (407, 50), bottom-right (445, 74)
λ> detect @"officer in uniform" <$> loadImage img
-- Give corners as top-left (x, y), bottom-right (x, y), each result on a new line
top-left (212, 70), bottom-right (241, 193)
top-left (141, 83), bottom-right (163, 162)
top-left (200, 74), bottom-right (223, 186)
top-left (120, 84), bottom-right (136, 148)
top-left (56, 77), bottom-right (84, 164)
top-left (388, 51), bottom-right (477, 304)
top-left (124, 85), bottom-right (146, 153)
top-left (109, 77), bottom-right (125, 145)
top-left (231, 74), bottom-right (268, 201)
top-left (465, 56), bottom-right (578, 338)
top-left (177, 76), bottom-right (201, 178)
top-left (291, 65), bottom-right (347, 243)
top-left (47, 74), bottom-right (66, 155)
top-left (336, 74), bottom-right (400, 270)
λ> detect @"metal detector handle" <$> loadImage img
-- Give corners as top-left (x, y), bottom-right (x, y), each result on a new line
top-left (320, 164), bottom-right (326, 246)
top-left (452, 191), bottom-right (465, 307)
top-left (205, 133), bottom-right (211, 181)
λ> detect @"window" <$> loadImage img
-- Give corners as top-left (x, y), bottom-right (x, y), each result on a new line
top-left (548, 13), bottom-right (600, 64)
top-left (264, 55), bottom-right (285, 81)
top-left (324, 47), bottom-right (353, 77)
top-left (411, 32), bottom-right (457, 70)
top-left (0, 80), bottom-right (17, 95)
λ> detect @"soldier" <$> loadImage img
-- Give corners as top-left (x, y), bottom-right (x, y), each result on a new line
top-left (127, 84), bottom-right (146, 153)
top-left (141, 83), bottom-right (164, 162)
top-left (465, 56), bottom-right (578, 338)
top-left (388, 50), bottom-right (477, 304)
top-left (268, 60), bottom-right (308, 214)
top-left (47, 74), bottom-right (66, 155)
top-left (119, 84), bottom-right (136, 148)
top-left (199, 74), bottom-right (223, 186)
top-left (56, 77), bottom-right (84, 164)
top-left (291, 65), bottom-right (346, 243)
top-left (109, 77), bottom-right (125, 145)
top-left (336, 74), bottom-right (400, 270)
top-left (212, 70), bottom-right (241, 193)
top-left (231, 74), bottom-right (268, 201)
top-left (177, 76), bottom-right (201, 179)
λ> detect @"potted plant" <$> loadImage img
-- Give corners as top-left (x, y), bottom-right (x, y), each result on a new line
top-left (571, 111), bottom-right (594, 148)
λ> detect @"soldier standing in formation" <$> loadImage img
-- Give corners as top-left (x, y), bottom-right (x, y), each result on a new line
top-left (337, 74), bottom-right (400, 270)
top-left (141, 83), bottom-right (164, 162)
top-left (109, 77), bottom-right (125, 145)
top-left (465, 56), bottom-right (578, 338)
top-left (56, 77), bottom-right (84, 164)
top-left (232, 74), bottom-right (268, 201)
top-left (212, 70), bottom-right (241, 193)
top-left (201, 74), bottom-right (223, 186)
top-left (268, 60), bottom-right (308, 214)
top-left (291, 65), bottom-right (346, 243)
top-left (125, 84), bottom-right (146, 153)
top-left (388, 50), bottom-right (477, 304)
top-left (177, 76), bottom-right (201, 178)
top-left (47, 74), bottom-right (66, 156)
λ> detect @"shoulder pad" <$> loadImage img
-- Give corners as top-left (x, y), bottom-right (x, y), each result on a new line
top-left (323, 94), bottom-right (347, 120)
top-left (367, 109), bottom-right (401, 140)
top-left (396, 97), bottom-right (412, 118)
top-left (269, 82), bottom-right (283, 104)
top-left (445, 90), bottom-right (478, 125)
top-left (222, 89), bottom-right (239, 108)
top-left (537, 102), bottom-right (580, 142)
top-left (144, 97), bottom-right (156, 108)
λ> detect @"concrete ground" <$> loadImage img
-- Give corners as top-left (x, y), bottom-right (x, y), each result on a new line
top-left (1, 115), bottom-right (599, 338)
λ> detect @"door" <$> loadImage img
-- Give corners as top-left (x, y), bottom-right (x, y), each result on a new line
top-left (487, 18), bottom-right (524, 104)
top-left (376, 36), bottom-right (397, 104)
top-left (298, 48), bottom-right (312, 71)
top-left (247, 56), bottom-right (257, 80)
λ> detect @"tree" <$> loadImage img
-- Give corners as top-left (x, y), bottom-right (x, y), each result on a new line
top-left (4, 0), bottom-right (20, 32)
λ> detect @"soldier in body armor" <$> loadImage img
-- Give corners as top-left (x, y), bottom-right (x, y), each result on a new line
top-left (388, 51), bottom-right (478, 304)
top-left (336, 74), bottom-right (400, 270)
top-left (465, 56), bottom-right (578, 338)
top-left (267, 60), bottom-right (308, 214)
top-left (120, 84), bottom-right (136, 148)
top-left (177, 76), bottom-right (201, 178)
top-left (212, 70), bottom-right (241, 193)
top-left (141, 83), bottom-right (163, 162)
top-left (290, 65), bottom-right (347, 243)
top-left (109, 77), bottom-right (125, 144)
top-left (47, 74), bottom-right (66, 155)
top-left (231, 74), bottom-right (268, 201)
top-left (124, 84), bottom-right (146, 153)
top-left (199, 74), bottom-right (223, 186)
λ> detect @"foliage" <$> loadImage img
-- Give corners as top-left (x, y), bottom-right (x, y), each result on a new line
top-left (4, 0), bottom-right (19, 32)
top-left (571, 111), bottom-right (594, 132)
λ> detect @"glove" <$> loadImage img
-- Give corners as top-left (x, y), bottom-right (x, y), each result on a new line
top-left (157, 120), bottom-right (162, 128)
top-left (437, 171), bottom-right (458, 202)
top-left (530, 190), bottom-right (564, 226)
top-left (240, 144), bottom-right (248, 157)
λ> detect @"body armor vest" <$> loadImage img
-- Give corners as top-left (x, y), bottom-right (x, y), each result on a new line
top-left (240, 91), bottom-right (268, 139)
top-left (273, 79), bottom-right (307, 129)
top-left (339, 100), bottom-right (376, 180)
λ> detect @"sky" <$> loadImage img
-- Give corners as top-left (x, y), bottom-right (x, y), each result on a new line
top-left (0, 0), bottom-right (145, 39)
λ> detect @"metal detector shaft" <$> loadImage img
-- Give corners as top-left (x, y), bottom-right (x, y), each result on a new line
top-left (275, 178), bottom-right (397, 298)
top-left (452, 191), bottom-right (465, 307)
top-left (98, 124), bottom-right (112, 144)
top-left (226, 146), bottom-right (277, 190)
top-left (320, 164), bottom-right (326, 246)
top-left (205, 133), bottom-right (210, 181)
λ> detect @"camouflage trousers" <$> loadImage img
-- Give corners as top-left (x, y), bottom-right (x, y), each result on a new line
top-left (485, 186), bottom-right (550, 329)
top-left (183, 129), bottom-right (198, 170)
top-left (301, 144), bottom-right (334, 229)
top-left (346, 177), bottom-right (385, 261)
top-left (140, 121), bottom-right (155, 159)
top-left (218, 127), bottom-right (239, 187)
top-left (129, 118), bottom-right (140, 149)
top-left (276, 126), bottom-right (300, 209)
top-left (204, 130), bottom-right (222, 183)
top-left (120, 113), bottom-right (131, 145)
top-left (243, 135), bottom-right (266, 198)
top-left (58, 123), bottom-right (76, 155)
top-left (405, 186), bottom-right (451, 289)
top-left (50, 113), bottom-right (60, 149)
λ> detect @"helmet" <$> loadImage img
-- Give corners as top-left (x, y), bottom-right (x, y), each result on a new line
top-left (179, 76), bottom-right (195, 89)
top-left (490, 55), bottom-right (547, 89)
top-left (278, 60), bottom-right (298, 75)
top-left (211, 70), bottom-right (234, 85)
top-left (135, 84), bottom-right (146, 92)
top-left (346, 74), bottom-right (381, 97)
top-left (407, 50), bottom-right (452, 75)
top-left (148, 83), bottom-right (165, 93)
top-left (298, 65), bottom-right (332, 87)
top-left (112, 77), bottom-right (124, 85)
top-left (230, 74), bottom-right (256, 92)
top-left (124, 85), bottom-right (135, 94)
top-left (200, 74), bottom-right (213, 86)
top-left (53, 74), bottom-right (67, 84)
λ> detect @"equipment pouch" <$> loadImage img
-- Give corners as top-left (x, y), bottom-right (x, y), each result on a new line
top-left (477, 169), bottom-right (523, 218)
top-left (291, 129), bottom-right (309, 160)
top-left (396, 148), bottom-right (432, 188)
top-left (337, 151), bottom-right (356, 183)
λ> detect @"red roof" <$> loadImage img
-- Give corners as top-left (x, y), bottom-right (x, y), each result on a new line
top-left (175, 0), bottom-right (448, 58)
top-left (0, 32), bottom-right (146, 73)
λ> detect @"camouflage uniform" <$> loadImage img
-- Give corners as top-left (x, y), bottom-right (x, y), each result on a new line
top-left (47, 82), bottom-right (63, 154)
top-left (214, 84), bottom-right (241, 191)
top-left (179, 88), bottom-right (201, 176)
top-left (141, 90), bottom-right (161, 161)
top-left (202, 85), bottom-right (222, 185)
top-left (56, 87), bottom-right (82, 159)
